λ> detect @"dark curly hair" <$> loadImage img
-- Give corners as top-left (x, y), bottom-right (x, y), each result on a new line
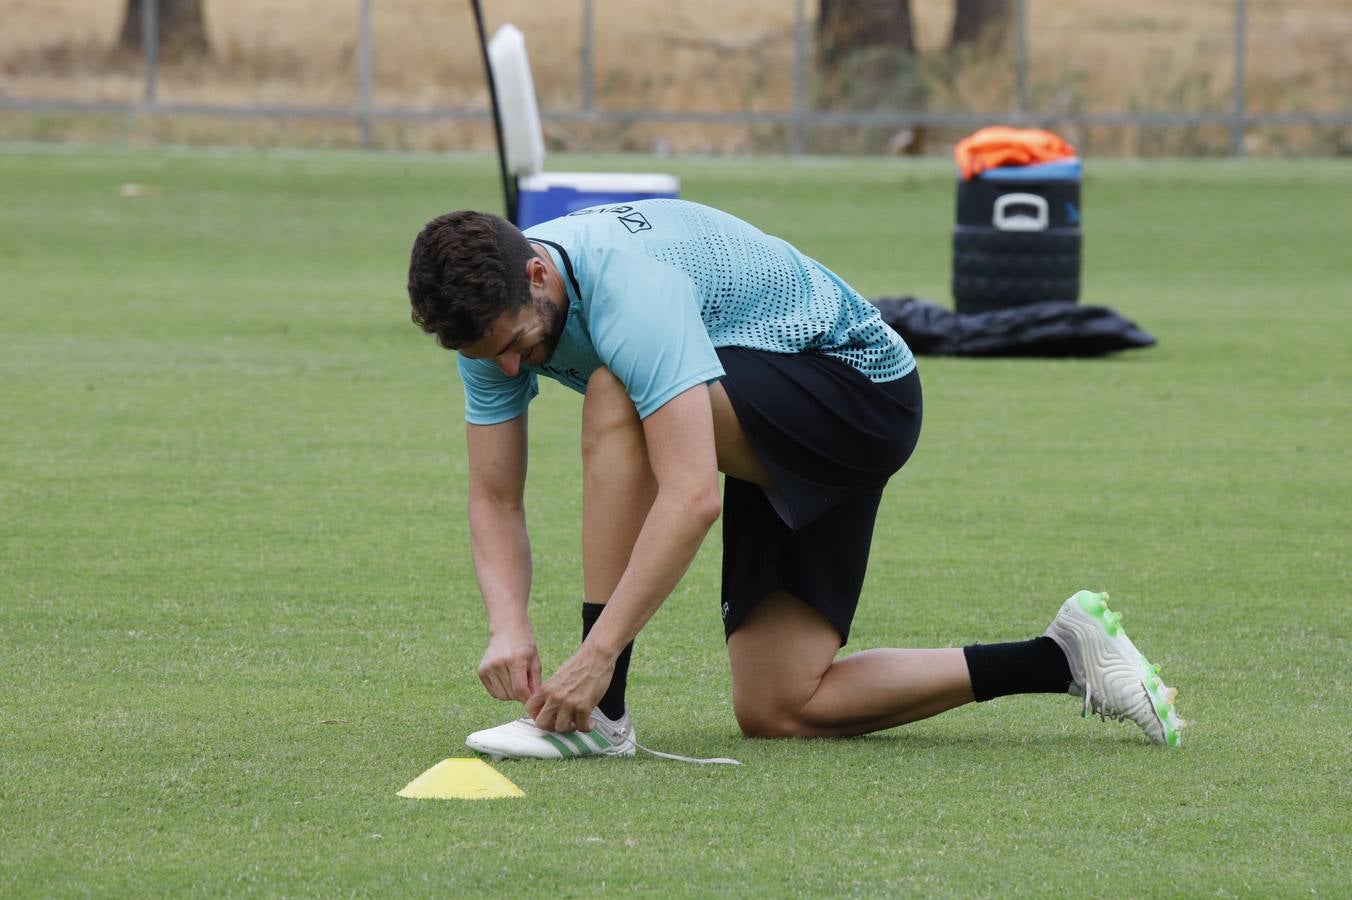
top-left (407, 211), bottom-right (536, 350)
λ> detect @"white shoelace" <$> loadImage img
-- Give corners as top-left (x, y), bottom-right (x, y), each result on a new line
top-left (1078, 683), bottom-right (1130, 724)
top-left (518, 715), bottom-right (742, 766)
top-left (633, 739), bottom-right (740, 766)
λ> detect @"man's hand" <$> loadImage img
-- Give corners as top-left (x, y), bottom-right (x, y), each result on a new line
top-left (525, 646), bottom-right (617, 733)
top-left (477, 633), bottom-right (542, 702)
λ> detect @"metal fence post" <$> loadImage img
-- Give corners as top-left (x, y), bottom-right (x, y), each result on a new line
top-left (581, 0), bottom-right (594, 113)
top-left (791, 0), bottom-right (806, 155)
top-left (1016, 0), bottom-right (1028, 120)
top-left (357, 0), bottom-right (374, 147)
top-left (141, 0), bottom-right (158, 106)
top-left (1232, 0), bottom-right (1247, 157)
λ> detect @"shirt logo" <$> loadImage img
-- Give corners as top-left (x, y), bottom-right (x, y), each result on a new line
top-left (540, 364), bottom-right (587, 389)
top-left (565, 204), bottom-right (652, 234)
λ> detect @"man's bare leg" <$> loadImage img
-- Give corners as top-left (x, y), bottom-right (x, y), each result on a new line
top-left (584, 373), bottom-right (976, 738)
top-left (728, 591), bottom-right (976, 737)
top-left (577, 368), bottom-right (658, 721)
top-left (582, 368), bottom-right (658, 602)
top-left (574, 374), bottom-right (1104, 744)
top-left (464, 369), bottom-right (652, 755)
top-left (710, 381), bottom-right (977, 737)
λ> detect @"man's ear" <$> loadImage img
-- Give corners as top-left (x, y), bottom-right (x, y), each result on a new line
top-left (525, 256), bottom-right (547, 287)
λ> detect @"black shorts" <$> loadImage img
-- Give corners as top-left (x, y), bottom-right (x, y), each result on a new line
top-left (716, 346), bottom-right (922, 646)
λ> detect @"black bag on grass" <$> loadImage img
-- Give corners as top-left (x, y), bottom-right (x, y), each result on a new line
top-left (872, 297), bottom-right (1156, 358)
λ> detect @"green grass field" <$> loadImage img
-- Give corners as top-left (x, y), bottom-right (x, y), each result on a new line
top-left (2, 143), bottom-right (1349, 896)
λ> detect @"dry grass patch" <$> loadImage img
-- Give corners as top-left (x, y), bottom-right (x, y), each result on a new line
top-left (2, 0), bottom-right (1348, 154)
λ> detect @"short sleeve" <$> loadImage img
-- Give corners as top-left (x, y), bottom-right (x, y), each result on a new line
top-left (457, 354), bottom-right (539, 425)
top-left (585, 250), bottom-right (724, 419)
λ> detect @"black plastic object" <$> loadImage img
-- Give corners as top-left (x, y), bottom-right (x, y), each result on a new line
top-left (872, 296), bottom-right (1155, 358)
top-left (470, 0), bottom-right (519, 224)
top-left (952, 175), bottom-right (1081, 313)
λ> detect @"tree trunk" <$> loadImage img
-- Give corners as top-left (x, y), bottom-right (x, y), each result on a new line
top-left (118, 0), bottom-right (210, 59)
top-left (816, 0), bottom-right (924, 152)
top-left (949, 0), bottom-right (1014, 52)
top-left (818, 0), bottom-right (916, 78)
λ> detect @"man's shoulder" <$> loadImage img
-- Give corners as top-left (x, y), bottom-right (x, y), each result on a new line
top-left (524, 199), bottom-right (727, 248)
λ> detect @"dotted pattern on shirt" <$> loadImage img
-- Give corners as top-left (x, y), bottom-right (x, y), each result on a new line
top-left (637, 200), bottom-right (913, 382)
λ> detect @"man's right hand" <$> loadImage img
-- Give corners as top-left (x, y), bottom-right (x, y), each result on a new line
top-left (477, 633), bottom-right (542, 702)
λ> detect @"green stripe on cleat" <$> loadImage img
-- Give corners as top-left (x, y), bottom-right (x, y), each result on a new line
top-left (541, 734), bottom-right (576, 757)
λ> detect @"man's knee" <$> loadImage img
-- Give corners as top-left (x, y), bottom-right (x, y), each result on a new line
top-left (733, 702), bottom-right (819, 739)
top-left (734, 706), bottom-right (801, 739)
top-left (585, 366), bottom-right (627, 403)
top-left (581, 367), bottom-right (641, 461)
top-left (732, 677), bottom-right (825, 738)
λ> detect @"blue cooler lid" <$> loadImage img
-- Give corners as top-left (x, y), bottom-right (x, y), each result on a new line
top-left (516, 171), bottom-right (681, 228)
top-left (519, 172), bottom-right (680, 193)
top-left (975, 158), bottom-right (1081, 182)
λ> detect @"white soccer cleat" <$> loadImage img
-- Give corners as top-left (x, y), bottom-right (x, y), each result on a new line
top-left (1045, 590), bottom-right (1184, 747)
top-left (466, 707), bottom-right (637, 760)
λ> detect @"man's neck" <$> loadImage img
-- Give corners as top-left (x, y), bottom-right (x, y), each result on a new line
top-left (529, 241), bottom-right (569, 310)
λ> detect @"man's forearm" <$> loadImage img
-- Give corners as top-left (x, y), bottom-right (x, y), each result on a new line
top-left (580, 487), bottom-right (720, 658)
top-left (468, 497), bottom-right (534, 635)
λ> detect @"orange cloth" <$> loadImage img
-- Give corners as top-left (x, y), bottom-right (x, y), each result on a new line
top-left (954, 127), bottom-right (1077, 180)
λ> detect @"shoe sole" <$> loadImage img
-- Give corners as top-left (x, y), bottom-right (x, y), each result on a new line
top-left (1057, 591), bottom-right (1184, 748)
top-left (465, 729), bottom-right (636, 761)
top-left (464, 739), bottom-right (558, 761)
top-left (465, 746), bottom-right (636, 761)
top-left (467, 747), bottom-right (636, 761)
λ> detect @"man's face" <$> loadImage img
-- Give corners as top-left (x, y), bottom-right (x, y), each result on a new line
top-left (459, 290), bottom-right (567, 377)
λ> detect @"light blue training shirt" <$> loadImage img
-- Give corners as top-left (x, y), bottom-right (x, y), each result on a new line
top-left (458, 199), bottom-right (914, 425)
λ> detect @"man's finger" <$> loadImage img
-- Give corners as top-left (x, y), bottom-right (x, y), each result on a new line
top-left (548, 705), bottom-right (567, 734)
top-left (509, 661), bottom-right (529, 701)
top-left (553, 703), bottom-right (574, 734)
top-left (527, 656), bottom-right (542, 696)
top-left (533, 701), bottom-right (557, 732)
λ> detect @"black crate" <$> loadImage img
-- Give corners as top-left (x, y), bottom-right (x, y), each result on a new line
top-left (952, 174), bottom-right (1082, 314)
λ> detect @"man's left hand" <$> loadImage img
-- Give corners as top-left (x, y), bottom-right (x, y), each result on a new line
top-left (525, 646), bottom-right (617, 733)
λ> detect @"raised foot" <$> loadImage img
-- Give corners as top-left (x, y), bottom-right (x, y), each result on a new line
top-left (1050, 590), bottom-right (1185, 748)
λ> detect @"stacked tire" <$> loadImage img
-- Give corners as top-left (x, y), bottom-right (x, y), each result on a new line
top-left (952, 172), bottom-right (1081, 314)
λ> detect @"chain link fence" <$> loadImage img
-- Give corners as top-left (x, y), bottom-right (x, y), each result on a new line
top-left (1, 0), bottom-right (1348, 156)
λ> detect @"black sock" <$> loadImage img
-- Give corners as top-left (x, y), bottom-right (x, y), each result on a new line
top-left (962, 636), bottom-right (1072, 702)
top-left (582, 602), bottom-right (633, 720)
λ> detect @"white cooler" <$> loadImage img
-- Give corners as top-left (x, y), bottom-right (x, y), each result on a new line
top-left (489, 25), bottom-right (679, 229)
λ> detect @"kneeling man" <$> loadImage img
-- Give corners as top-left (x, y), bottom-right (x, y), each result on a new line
top-left (405, 200), bottom-right (1182, 757)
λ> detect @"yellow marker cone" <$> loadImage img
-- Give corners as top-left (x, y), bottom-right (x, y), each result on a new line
top-left (397, 758), bottom-right (524, 800)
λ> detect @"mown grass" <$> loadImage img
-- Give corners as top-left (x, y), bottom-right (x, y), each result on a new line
top-left (1, 144), bottom-right (1349, 895)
